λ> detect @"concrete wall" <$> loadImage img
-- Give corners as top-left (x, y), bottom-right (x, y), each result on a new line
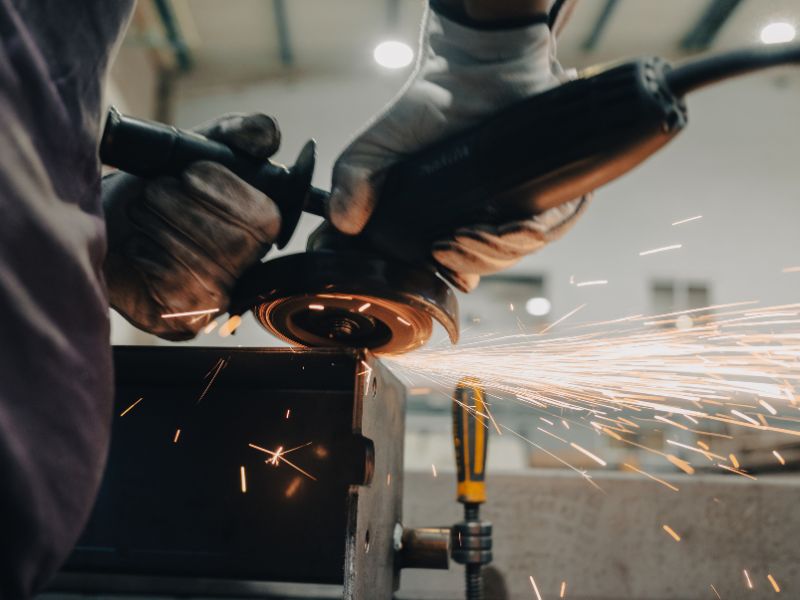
top-left (400, 470), bottom-right (799, 600)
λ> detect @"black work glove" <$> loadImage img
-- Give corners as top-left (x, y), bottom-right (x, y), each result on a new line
top-left (103, 113), bottom-right (282, 340)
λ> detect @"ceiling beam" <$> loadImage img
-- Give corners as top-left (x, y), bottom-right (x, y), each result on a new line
top-left (151, 0), bottom-right (192, 72)
top-left (582, 0), bottom-right (620, 52)
top-left (681, 0), bottom-right (744, 51)
top-left (273, 0), bottom-right (294, 67)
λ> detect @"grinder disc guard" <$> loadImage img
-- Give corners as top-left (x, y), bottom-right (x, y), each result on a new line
top-left (231, 253), bottom-right (459, 355)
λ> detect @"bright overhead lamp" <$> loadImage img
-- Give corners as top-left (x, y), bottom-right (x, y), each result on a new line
top-left (373, 41), bottom-right (414, 69)
top-left (760, 22), bottom-right (796, 45)
top-left (525, 297), bottom-right (552, 317)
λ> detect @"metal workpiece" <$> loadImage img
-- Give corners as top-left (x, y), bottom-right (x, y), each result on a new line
top-left (49, 347), bottom-right (413, 599)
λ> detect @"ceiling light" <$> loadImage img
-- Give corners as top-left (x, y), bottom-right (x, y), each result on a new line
top-left (525, 297), bottom-right (551, 317)
top-left (760, 22), bottom-right (796, 45)
top-left (373, 41), bottom-right (414, 69)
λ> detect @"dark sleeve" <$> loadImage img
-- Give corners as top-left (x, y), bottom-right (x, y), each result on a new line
top-left (0, 0), bottom-right (133, 596)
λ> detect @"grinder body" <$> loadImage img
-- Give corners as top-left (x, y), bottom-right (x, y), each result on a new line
top-left (359, 57), bottom-right (687, 263)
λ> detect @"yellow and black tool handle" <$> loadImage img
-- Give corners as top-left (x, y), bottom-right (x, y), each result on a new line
top-left (452, 378), bottom-right (488, 505)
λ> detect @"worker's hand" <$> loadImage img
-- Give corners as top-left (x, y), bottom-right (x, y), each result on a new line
top-left (328, 1), bottom-right (588, 291)
top-left (103, 113), bottom-right (282, 340)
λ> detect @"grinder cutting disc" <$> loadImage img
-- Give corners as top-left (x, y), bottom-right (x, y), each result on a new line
top-left (231, 253), bottom-right (459, 355)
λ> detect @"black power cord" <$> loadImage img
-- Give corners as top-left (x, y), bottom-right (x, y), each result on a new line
top-left (667, 42), bottom-right (800, 96)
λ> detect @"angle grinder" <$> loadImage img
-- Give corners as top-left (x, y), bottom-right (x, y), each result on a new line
top-left (100, 42), bottom-right (800, 354)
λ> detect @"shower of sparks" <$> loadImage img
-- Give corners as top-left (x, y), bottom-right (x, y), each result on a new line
top-left (560, 581), bottom-right (566, 598)
top-left (662, 524), bottom-right (681, 542)
top-left (767, 573), bottom-right (781, 593)
top-left (744, 569), bottom-right (754, 589)
top-left (773, 450), bottom-right (786, 465)
top-left (173, 428), bottom-right (181, 443)
top-left (576, 279), bottom-right (608, 287)
top-left (639, 244), bottom-right (682, 256)
top-left (119, 397), bottom-right (143, 417)
top-left (218, 315), bottom-right (242, 337)
top-left (710, 584), bottom-right (721, 599)
top-left (240, 466), bottom-right (247, 493)
top-left (197, 357), bottom-right (228, 404)
top-left (672, 215), bottom-right (703, 226)
top-left (782, 266), bottom-right (800, 273)
top-left (431, 464), bottom-right (438, 478)
top-left (389, 303), bottom-right (800, 483)
top-left (529, 575), bottom-right (543, 600)
top-left (161, 307), bottom-right (219, 319)
top-left (249, 442), bottom-right (316, 481)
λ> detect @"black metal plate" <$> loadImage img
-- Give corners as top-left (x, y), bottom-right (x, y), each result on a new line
top-left (63, 347), bottom-right (370, 584)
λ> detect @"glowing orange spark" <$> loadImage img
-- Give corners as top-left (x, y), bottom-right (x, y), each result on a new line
top-left (248, 442), bottom-right (317, 481)
top-left (729, 453), bottom-right (740, 468)
top-left (782, 266), bottom-right (800, 273)
top-left (639, 244), bottom-right (682, 256)
top-left (744, 569), bottom-right (753, 589)
top-left (759, 399), bottom-right (777, 415)
top-left (672, 215), bottom-right (702, 226)
top-left (161, 307), bottom-right (219, 319)
top-left (358, 302), bottom-right (371, 312)
top-left (560, 580), bottom-right (566, 598)
top-left (218, 315), bottom-right (242, 337)
top-left (387, 473), bottom-right (392, 486)
top-left (173, 429), bottom-right (181, 443)
top-left (710, 584), bottom-right (721, 599)
top-left (570, 443), bottom-right (607, 466)
top-left (622, 463), bottom-right (679, 492)
top-left (540, 303), bottom-right (586, 334)
top-left (529, 575), bottom-right (543, 600)
top-left (767, 573), bottom-right (781, 592)
top-left (285, 409), bottom-right (291, 419)
top-left (431, 464), bottom-right (438, 478)
top-left (119, 397), bottom-right (143, 417)
top-left (773, 450), bottom-right (786, 465)
top-left (730, 409), bottom-right (759, 426)
top-left (397, 316), bottom-right (411, 326)
top-left (576, 279), bottom-right (608, 287)
top-left (697, 440), bottom-right (710, 451)
top-left (203, 320), bottom-right (218, 334)
top-left (308, 304), bottom-right (324, 311)
top-left (240, 466), bottom-right (247, 493)
top-left (662, 524), bottom-right (681, 542)
top-left (197, 357), bottom-right (227, 403)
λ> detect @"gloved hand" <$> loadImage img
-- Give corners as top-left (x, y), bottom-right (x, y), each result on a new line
top-left (103, 113), bottom-right (282, 340)
top-left (328, 1), bottom-right (588, 292)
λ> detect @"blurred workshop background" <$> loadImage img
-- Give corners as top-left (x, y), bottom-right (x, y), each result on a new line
top-left (106, 0), bottom-right (800, 478)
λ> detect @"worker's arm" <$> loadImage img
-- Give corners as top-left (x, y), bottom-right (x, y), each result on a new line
top-left (103, 113), bottom-right (283, 340)
top-left (328, 0), bottom-right (586, 292)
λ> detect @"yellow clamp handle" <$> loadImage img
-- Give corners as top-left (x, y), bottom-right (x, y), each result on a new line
top-left (452, 377), bottom-right (488, 504)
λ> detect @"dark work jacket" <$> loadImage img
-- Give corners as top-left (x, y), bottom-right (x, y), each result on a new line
top-left (0, 1), bottom-right (134, 597)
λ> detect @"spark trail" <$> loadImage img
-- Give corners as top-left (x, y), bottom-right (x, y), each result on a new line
top-left (389, 302), bottom-right (800, 473)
